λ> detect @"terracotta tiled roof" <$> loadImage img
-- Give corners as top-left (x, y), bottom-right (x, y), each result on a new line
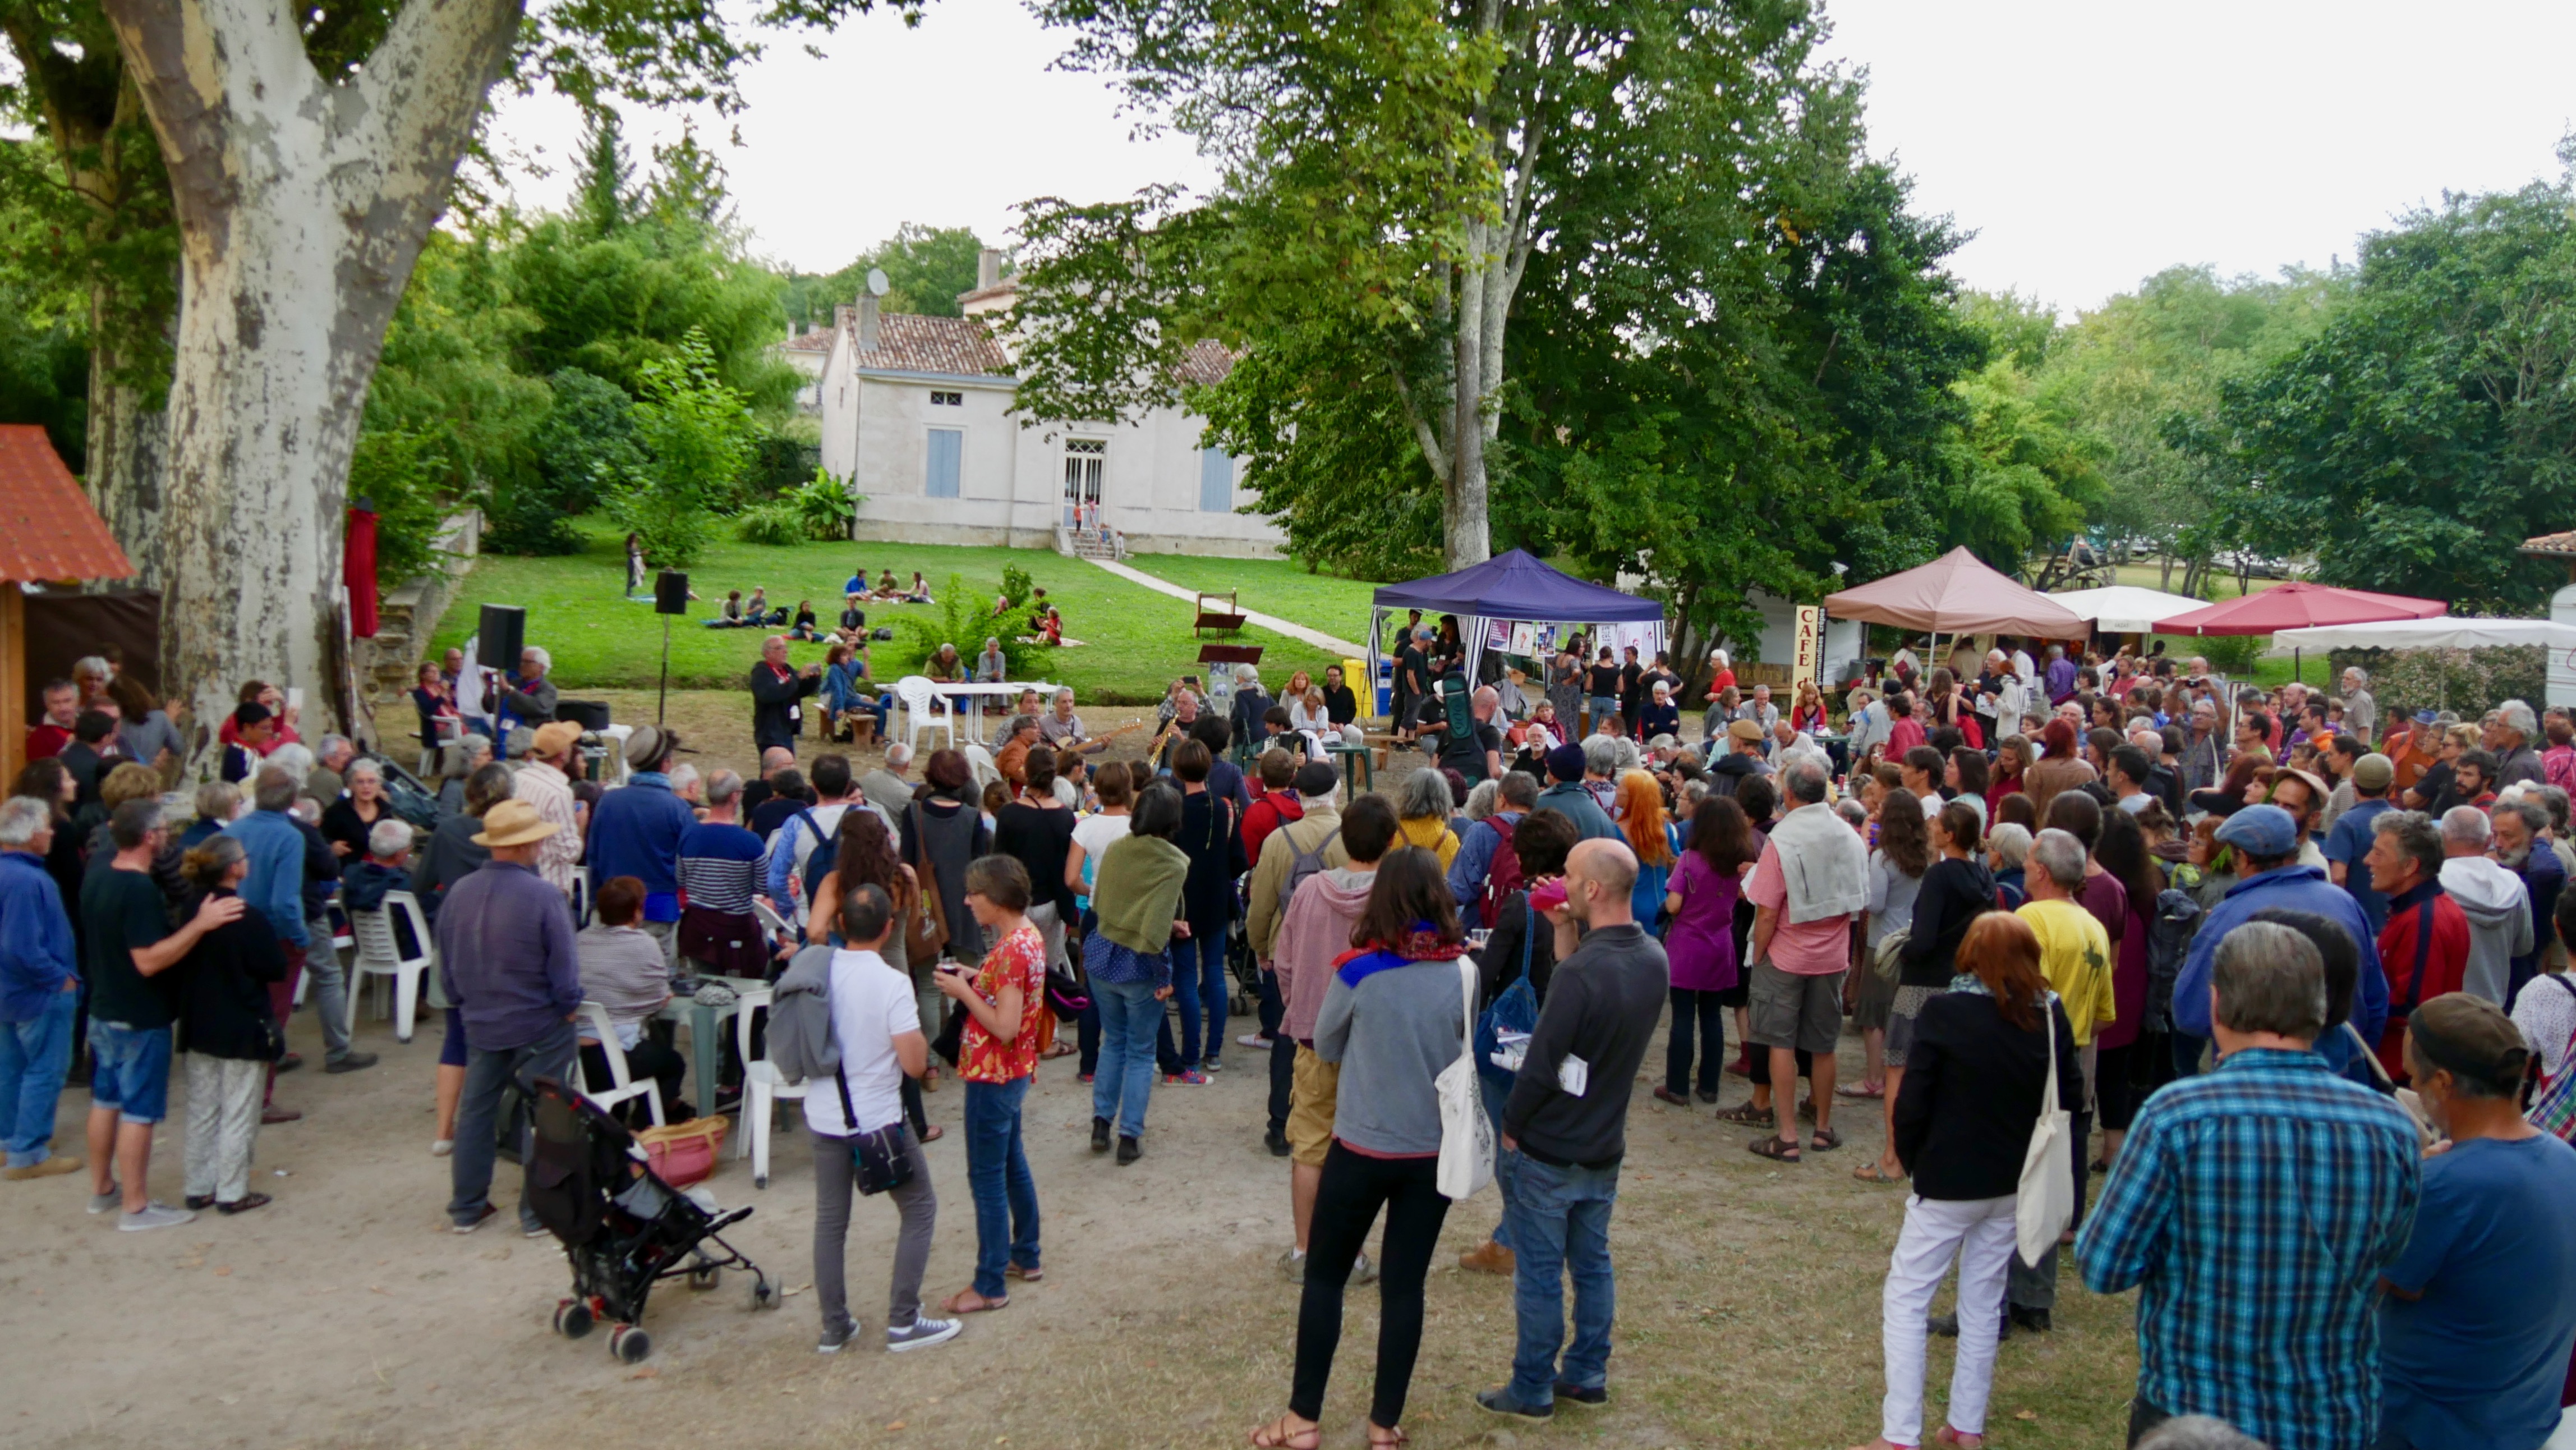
top-left (850, 313), bottom-right (1014, 379)
top-left (956, 281), bottom-right (1016, 308)
top-left (2523, 530), bottom-right (2576, 557)
top-left (780, 329), bottom-right (834, 354)
top-left (0, 426), bottom-right (131, 582)
top-left (1175, 338), bottom-right (1239, 388)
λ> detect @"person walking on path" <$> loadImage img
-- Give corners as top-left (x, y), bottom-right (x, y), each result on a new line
top-left (1742, 756), bottom-right (1867, 1160)
top-left (803, 883), bottom-right (962, 1356)
top-left (936, 855), bottom-right (1047, 1316)
top-left (438, 800), bottom-right (582, 1236)
top-left (1082, 783), bottom-right (1188, 1163)
top-left (1248, 847), bottom-right (1470, 1450)
top-left (1476, 838), bottom-right (1668, 1421)
top-left (0, 796), bottom-right (81, 1181)
top-left (173, 834), bottom-right (288, 1216)
top-left (2078, 921), bottom-right (2421, 1450)
top-left (1856, 912), bottom-right (2082, 1450)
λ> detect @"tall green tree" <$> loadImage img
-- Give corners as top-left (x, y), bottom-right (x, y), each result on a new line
top-left (606, 328), bottom-right (757, 567)
top-left (785, 222), bottom-right (991, 323)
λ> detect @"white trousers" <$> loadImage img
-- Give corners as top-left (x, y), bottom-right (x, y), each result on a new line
top-left (183, 1054), bottom-right (266, 1204)
top-left (1881, 1192), bottom-right (2017, 1446)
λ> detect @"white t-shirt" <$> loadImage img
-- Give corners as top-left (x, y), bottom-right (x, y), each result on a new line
top-left (1070, 813), bottom-right (1133, 894)
top-left (801, 948), bottom-right (921, 1138)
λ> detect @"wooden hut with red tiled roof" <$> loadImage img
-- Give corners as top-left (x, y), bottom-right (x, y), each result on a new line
top-left (0, 426), bottom-right (137, 783)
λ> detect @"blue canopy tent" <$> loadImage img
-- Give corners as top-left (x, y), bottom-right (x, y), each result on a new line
top-left (1368, 549), bottom-right (1667, 712)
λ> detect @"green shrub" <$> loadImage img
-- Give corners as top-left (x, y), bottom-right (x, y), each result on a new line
top-left (734, 469), bottom-right (856, 545)
top-left (893, 572), bottom-right (1034, 681)
top-left (604, 328), bottom-right (754, 567)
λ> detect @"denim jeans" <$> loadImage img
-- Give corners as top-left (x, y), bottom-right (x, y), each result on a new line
top-left (1090, 979), bottom-right (1161, 1140)
top-left (1478, 1071), bottom-right (1522, 1249)
top-left (1506, 1154), bottom-right (1622, 1407)
top-left (0, 986), bottom-right (76, 1166)
top-left (962, 1076), bottom-right (1040, 1298)
top-left (302, 916), bottom-right (352, 1061)
top-left (447, 1018), bottom-right (577, 1231)
top-left (1257, 967), bottom-right (1284, 1038)
top-left (1159, 926), bottom-right (1226, 1067)
top-left (1666, 987), bottom-right (1726, 1096)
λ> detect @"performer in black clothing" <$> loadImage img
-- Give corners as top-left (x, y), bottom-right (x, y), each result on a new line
top-left (748, 634), bottom-right (822, 754)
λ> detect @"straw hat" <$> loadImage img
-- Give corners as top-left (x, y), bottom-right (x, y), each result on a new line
top-left (472, 798), bottom-right (560, 848)
top-left (530, 721), bottom-right (584, 759)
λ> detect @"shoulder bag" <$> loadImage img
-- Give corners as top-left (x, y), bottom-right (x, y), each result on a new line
top-left (1475, 897), bottom-right (1541, 1090)
top-left (832, 1063), bottom-right (917, 1196)
top-left (1434, 953), bottom-right (1496, 1201)
top-left (2343, 1021), bottom-right (2439, 1150)
top-left (2014, 995), bottom-right (2075, 1268)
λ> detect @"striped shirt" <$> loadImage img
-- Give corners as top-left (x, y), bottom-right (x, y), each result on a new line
top-left (675, 821), bottom-right (763, 915)
top-left (2078, 1047), bottom-right (2421, 1450)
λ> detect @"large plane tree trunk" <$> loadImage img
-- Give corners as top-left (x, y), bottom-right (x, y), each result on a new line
top-left (100, 0), bottom-right (521, 745)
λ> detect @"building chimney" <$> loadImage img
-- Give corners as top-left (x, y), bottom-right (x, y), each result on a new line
top-left (977, 248), bottom-right (1003, 292)
top-left (857, 293), bottom-right (880, 351)
top-left (834, 304), bottom-right (855, 331)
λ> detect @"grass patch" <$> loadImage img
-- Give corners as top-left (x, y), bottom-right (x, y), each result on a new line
top-left (432, 520), bottom-right (1341, 703)
top-left (1123, 552), bottom-right (1388, 646)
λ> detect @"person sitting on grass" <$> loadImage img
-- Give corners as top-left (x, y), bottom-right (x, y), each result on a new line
top-left (707, 590), bottom-right (747, 630)
top-left (789, 599), bottom-right (823, 641)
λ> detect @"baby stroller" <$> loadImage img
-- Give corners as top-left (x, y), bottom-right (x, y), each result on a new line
top-left (525, 1077), bottom-right (779, 1362)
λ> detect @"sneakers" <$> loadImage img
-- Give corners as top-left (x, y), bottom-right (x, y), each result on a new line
top-left (1474, 1387), bottom-right (1553, 1420)
top-left (1200, 1054), bottom-right (1222, 1073)
top-left (1553, 1382), bottom-right (1608, 1408)
top-left (430, 1139), bottom-right (454, 1158)
top-left (885, 1315), bottom-right (963, 1353)
top-left (1163, 1070), bottom-right (1209, 1086)
top-left (817, 1321), bottom-right (859, 1354)
top-left (2, 1154), bottom-right (83, 1181)
top-left (275, 1052), bottom-right (303, 1073)
top-left (1091, 1117), bottom-right (1112, 1154)
top-left (1237, 1033), bottom-right (1273, 1050)
top-left (1457, 1239), bottom-right (1515, 1275)
top-left (1115, 1136), bottom-right (1140, 1165)
top-left (1277, 1250), bottom-right (1377, 1285)
top-left (325, 1051), bottom-right (380, 1074)
top-left (118, 1201), bottom-right (196, 1232)
top-left (451, 1203), bottom-right (500, 1234)
top-left (87, 1185), bottom-right (122, 1215)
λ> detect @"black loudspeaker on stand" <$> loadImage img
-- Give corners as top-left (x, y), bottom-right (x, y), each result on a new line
top-left (479, 604), bottom-right (526, 668)
top-left (654, 571), bottom-right (688, 724)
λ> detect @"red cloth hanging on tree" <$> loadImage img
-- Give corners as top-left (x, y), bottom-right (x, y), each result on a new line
top-left (345, 505), bottom-right (380, 638)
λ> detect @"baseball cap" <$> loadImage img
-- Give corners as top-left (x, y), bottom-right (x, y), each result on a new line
top-left (2352, 753), bottom-right (2395, 792)
top-left (1291, 761), bottom-right (1341, 797)
top-left (2213, 803), bottom-right (2298, 857)
top-left (2408, 993), bottom-right (2531, 1091)
top-left (1546, 744), bottom-right (1586, 782)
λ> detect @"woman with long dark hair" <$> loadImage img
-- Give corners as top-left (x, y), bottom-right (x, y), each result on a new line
top-left (1656, 795), bottom-right (1758, 1107)
top-left (902, 747), bottom-right (991, 966)
top-left (816, 810), bottom-right (939, 1141)
top-left (1985, 735), bottom-right (2032, 819)
top-left (936, 855), bottom-right (1046, 1316)
top-left (1857, 912), bottom-right (2081, 1450)
top-left (1250, 847), bottom-right (1466, 1450)
top-left (2090, 808), bottom-right (2164, 1170)
top-left (1851, 789), bottom-right (1931, 1107)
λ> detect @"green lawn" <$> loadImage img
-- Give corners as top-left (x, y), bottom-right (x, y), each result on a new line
top-left (1123, 551), bottom-right (1388, 646)
top-left (433, 522), bottom-right (1342, 704)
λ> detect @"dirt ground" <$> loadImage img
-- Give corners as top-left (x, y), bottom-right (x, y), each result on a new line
top-left (0, 692), bottom-right (2141, 1450)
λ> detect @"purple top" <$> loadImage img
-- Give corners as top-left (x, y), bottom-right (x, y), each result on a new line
top-left (1662, 851), bottom-right (1742, 992)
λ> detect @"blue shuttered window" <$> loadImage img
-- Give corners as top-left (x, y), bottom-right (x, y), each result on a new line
top-left (1199, 446), bottom-right (1232, 512)
top-left (926, 428), bottom-right (962, 498)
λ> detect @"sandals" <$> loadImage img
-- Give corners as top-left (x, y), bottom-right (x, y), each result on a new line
top-left (941, 1288), bottom-right (1009, 1315)
top-left (1932, 1429), bottom-right (1986, 1448)
top-left (1746, 1134), bottom-right (1800, 1163)
top-left (1249, 1415), bottom-right (1321, 1449)
top-left (1852, 1162), bottom-right (1904, 1183)
top-left (1005, 1262), bottom-right (1043, 1283)
top-left (1810, 1127), bottom-right (1844, 1152)
top-left (1715, 1101), bottom-right (1775, 1127)
top-left (1368, 1427), bottom-right (1408, 1449)
top-left (918, 1124), bottom-right (945, 1143)
top-left (1834, 1081), bottom-right (1887, 1099)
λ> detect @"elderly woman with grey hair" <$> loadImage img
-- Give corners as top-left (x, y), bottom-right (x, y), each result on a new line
top-left (319, 756), bottom-right (391, 859)
top-left (1394, 766), bottom-right (1462, 871)
top-left (174, 830), bottom-right (290, 1215)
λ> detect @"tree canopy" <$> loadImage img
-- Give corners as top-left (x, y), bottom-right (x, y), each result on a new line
top-left (784, 223), bottom-right (992, 325)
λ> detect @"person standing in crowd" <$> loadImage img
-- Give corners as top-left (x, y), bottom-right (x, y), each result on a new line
top-left (1248, 848), bottom-right (1466, 1450)
top-left (1851, 789), bottom-right (1930, 1116)
top-left (438, 799), bottom-right (581, 1235)
top-left (172, 834), bottom-right (286, 1215)
top-left (2434, 805), bottom-right (2531, 1004)
top-left (230, 767), bottom-right (369, 1094)
top-left (2091, 809), bottom-right (2160, 1172)
top-left (2492, 700), bottom-right (2546, 787)
top-left (1860, 800), bottom-right (1993, 1186)
top-left (1457, 806), bottom-right (1577, 1277)
top-left (85, 800), bottom-right (244, 1230)
top-left (902, 749), bottom-right (990, 968)
top-left (1859, 912), bottom-right (2082, 1450)
top-left (573, 876), bottom-right (688, 1122)
top-left (809, 810), bottom-right (940, 1142)
top-left (1240, 750), bottom-right (1304, 867)
top-left (2022, 718), bottom-right (2095, 820)
top-left (513, 721), bottom-right (585, 897)
top-left (2002, 826), bottom-right (2115, 1333)
top-left (673, 770), bottom-right (768, 980)
top-left (859, 742), bottom-right (916, 822)
top-left (1742, 756), bottom-right (1867, 1161)
top-left (763, 753), bottom-right (868, 919)
top-left (1534, 744), bottom-right (1616, 841)
top-left (749, 634), bottom-right (823, 755)
top-left (804, 883), bottom-right (961, 1355)
top-left (993, 749), bottom-right (1077, 980)
top-left (2491, 796), bottom-right (2564, 1004)
top-left (2379, 993), bottom-right (2576, 1450)
top-left (2324, 752), bottom-right (2399, 935)
top-left (1478, 839), bottom-right (1667, 1421)
top-left (1082, 782), bottom-right (1188, 1163)
top-left (1165, 740), bottom-right (1244, 1081)
top-left (2172, 804), bottom-right (2387, 1077)
top-left (586, 727), bottom-right (697, 963)
top-left (2080, 921), bottom-right (2420, 1450)
top-left (0, 796), bottom-right (80, 1182)
top-left (1655, 796), bottom-right (1756, 1109)
top-left (2368, 810), bottom-right (2471, 1080)
top-left (1447, 770), bottom-right (1537, 929)
top-left (936, 856), bottom-right (1046, 1316)
top-left (317, 756), bottom-right (393, 861)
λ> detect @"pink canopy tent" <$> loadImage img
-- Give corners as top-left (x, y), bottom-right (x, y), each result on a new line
top-left (1824, 547), bottom-right (2088, 637)
top-left (2151, 580), bottom-right (2449, 635)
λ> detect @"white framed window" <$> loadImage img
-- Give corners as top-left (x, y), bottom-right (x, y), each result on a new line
top-left (1199, 446), bottom-right (1234, 512)
top-left (1063, 438), bottom-right (1106, 527)
top-left (926, 428), bottom-right (962, 498)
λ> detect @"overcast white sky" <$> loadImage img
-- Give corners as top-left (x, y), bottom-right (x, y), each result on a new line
top-left (484, 0), bottom-right (2576, 314)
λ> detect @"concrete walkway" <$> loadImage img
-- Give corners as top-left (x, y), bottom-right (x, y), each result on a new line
top-left (1082, 556), bottom-right (1368, 659)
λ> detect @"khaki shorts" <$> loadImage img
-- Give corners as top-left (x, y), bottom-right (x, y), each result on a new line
top-left (1747, 960), bottom-right (1847, 1057)
top-left (1287, 1046), bottom-right (1341, 1167)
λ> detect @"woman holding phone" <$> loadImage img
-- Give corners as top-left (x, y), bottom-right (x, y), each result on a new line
top-left (935, 855), bottom-right (1047, 1315)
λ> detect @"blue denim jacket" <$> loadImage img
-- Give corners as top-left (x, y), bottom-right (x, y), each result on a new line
top-left (0, 850), bottom-right (76, 1022)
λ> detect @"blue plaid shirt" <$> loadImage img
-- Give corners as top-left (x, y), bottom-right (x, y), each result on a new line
top-left (2078, 1047), bottom-right (2420, 1450)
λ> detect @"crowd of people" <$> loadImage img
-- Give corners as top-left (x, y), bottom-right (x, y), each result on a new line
top-left (11, 622), bottom-right (2576, 1450)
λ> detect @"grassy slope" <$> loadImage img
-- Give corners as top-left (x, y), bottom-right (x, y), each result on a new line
top-left (433, 522), bottom-right (1341, 704)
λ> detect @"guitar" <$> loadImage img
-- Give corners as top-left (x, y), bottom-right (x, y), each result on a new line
top-left (1068, 720), bottom-right (1149, 756)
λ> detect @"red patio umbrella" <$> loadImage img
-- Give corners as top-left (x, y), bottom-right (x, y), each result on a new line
top-left (2150, 581), bottom-right (2448, 636)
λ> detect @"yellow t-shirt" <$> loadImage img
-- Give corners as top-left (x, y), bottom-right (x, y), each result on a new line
top-left (2017, 898), bottom-right (2115, 1046)
top-left (1397, 816), bottom-right (1460, 871)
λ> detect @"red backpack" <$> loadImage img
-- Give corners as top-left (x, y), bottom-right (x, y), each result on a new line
top-left (1478, 814), bottom-right (1525, 928)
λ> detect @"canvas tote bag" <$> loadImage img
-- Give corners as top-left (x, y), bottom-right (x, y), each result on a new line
top-left (2015, 994), bottom-right (2075, 1267)
top-left (1434, 954), bottom-right (1496, 1201)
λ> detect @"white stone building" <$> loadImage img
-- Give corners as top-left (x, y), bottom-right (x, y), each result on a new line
top-left (801, 253), bottom-right (1286, 558)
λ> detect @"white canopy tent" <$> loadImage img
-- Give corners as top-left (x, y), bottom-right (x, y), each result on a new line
top-left (2048, 585), bottom-right (2211, 635)
top-left (2270, 616), bottom-right (2576, 709)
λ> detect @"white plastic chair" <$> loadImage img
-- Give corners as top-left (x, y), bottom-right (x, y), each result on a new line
top-left (729, 985), bottom-right (807, 1189)
top-left (962, 743), bottom-right (1002, 795)
top-left (346, 890), bottom-right (435, 1043)
top-left (417, 716), bottom-right (464, 779)
top-left (753, 897), bottom-right (797, 944)
top-left (892, 675), bottom-right (955, 755)
top-left (576, 1001), bottom-right (666, 1127)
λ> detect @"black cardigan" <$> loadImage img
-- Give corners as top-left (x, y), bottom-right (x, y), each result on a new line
top-left (174, 891), bottom-right (289, 1061)
top-left (1897, 856), bottom-right (1996, 988)
top-left (1891, 990), bottom-right (2083, 1201)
